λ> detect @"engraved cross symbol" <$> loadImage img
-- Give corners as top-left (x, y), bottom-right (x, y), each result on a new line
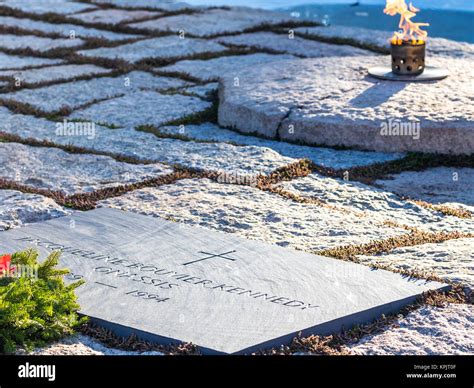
top-left (182, 250), bottom-right (237, 266)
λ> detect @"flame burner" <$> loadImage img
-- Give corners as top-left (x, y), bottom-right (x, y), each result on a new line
top-left (391, 42), bottom-right (425, 75)
top-left (368, 42), bottom-right (449, 82)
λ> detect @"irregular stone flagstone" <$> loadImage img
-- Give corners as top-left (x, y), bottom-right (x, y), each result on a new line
top-left (375, 168), bottom-right (474, 212)
top-left (0, 34), bottom-right (84, 52)
top-left (275, 173), bottom-right (474, 234)
top-left (161, 53), bottom-right (295, 81)
top-left (160, 123), bottom-right (404, 168)
top-left (2, 71), bottom-right (188, 113)
top-left (356, 239), bottom-right (474, 287)
top-left (71, 9), bottom-right (162, 24)
top-left (0, 0), bottom-right (97, 15)
top-left (78, 36), bottom-right (227, 64)
top-left (0, 142), bottom-right (172, 194)
top-left (0, 107), bottom-right (295, 176)
top-left (90, 0), bottom-right (192, 11)
top-left (218, 56), bottom-right (474, 154)
top-left (0, 16), bottom-right (141, 42)
top-left (0, 52), bottom-right (63, 70)
top-left (348, 304), bottom-right (474, 355)
top-left (214, 32), bottom-right (369, 58)
top-left (99, 178), bottom-right (409, 251)
top-left (129, 7), bottom-right (296, 37)
top-left (0, 190), bottom-right (69, 231)
top-left (295, 26), bottom-right (474, 59)
top-left (70, 91), bottom-right (211, 128)
top-left (0, 64), bottom-right (111, 86)
top-left (19, 335), bottom-right (164, 356)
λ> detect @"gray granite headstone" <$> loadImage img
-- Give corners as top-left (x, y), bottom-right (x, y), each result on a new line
top-left (0, 208), bottom-right (448, 354)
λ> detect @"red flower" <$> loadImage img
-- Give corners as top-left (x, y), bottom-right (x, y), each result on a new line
top-left (0, 254), bottom-right (14, 276)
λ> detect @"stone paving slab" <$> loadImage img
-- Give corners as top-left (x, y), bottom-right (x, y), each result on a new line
top-left (2, 71), bottom-right (188, 112)
top-left (0, 190), bottom-right (69, 231)
top-left (0, 33), bottom-right (84, 52)
top-left (99, 178), bottom-right (409, 251)
top-left (78, 36), bottom-right (227, 64)
top-left (0, 142), bottom-right (172, 194)
top-left (0, 64), bottom-right (112, 86)
top-left (356, 239), bottom-right (473, 287)
top-left (129, 7), bottom-right (296, 37)
top-left (161, 53), bottom-right (295, 81)
top-left (0, 52), bottom-right (63, 70)
top-left (214, 32), bottom-right (369, 58)
top-left (0, 107), bottom-right (295, 176)
top-left (90, 0), bottom-right (193, 11)
top-left (0, 16), bottom-right (141, 41)
top-left (275, 173), bottom-right (474, 234)
top-left (295, 26), bottom-right (474, 59)
top-left (160, 123), bottom-right (405, 169)
top-left (71, 9), bottom-right (162, 24)
top-left (70, 90), bottom-right (211, 128)
top-left (218, 56), bottom-right (474, 154)
top-left (375, 168), bottom-right (474, 212)
top-left (1, 0), bottom-right (98, 15)
top-left (348, 304), bottom-right (474, 355)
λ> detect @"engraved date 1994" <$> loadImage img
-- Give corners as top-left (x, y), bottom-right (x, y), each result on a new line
top-left (125, 289), bottom-right (170, 304)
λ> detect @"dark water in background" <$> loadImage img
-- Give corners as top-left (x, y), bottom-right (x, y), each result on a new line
top-left (277, 4), bottom-right (474, 43)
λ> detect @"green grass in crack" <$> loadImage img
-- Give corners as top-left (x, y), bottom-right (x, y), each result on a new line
top-left (0, 249), bottom-right (85, 354)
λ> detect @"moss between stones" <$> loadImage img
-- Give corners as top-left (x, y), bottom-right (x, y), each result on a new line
top-left (410, 200), bottom-right (472, 219)
top-left (79, 323), bottom-right (200, 355)
top-left (317, 226), bottom-right (473, 262)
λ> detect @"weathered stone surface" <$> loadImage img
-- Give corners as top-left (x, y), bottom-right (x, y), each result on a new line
top-left (218, 56), bottom-right (474, 154)
top-left (70, 91), bottom-right (211, 128)
top-left (375, 168), bottom-right (474, 212)
top-left (275, 173), bottom-right (474, 234)
top-left (295, 26), bottom-right (474, 59)
top-left (1, 0), bottom-right (97, 15)
top-left (0, 34), bottom-right (84, 52)
top-left (100, 178), bottom-right (410, 251)
top-left (0, 190), bottom-right (69, 231)
top-left (2, 71), bottom-right (188, 112)
top-left (78, 36), bottom-right (227, 64)
top-left (0, 107), bottom-right (295, 176)
top-left (0, 16), bottom-right (140, 41)
top-left (19, 335), bottom-right (164, 355)
top-left (357, 239), bottom-right (474, 287)
top-left (0, 64), bottom-right (111, 86)
top-left (214, 32), bottom-right (368, 58)
top-left (348, 304), bottom-right (474, 355)
top-left (0, 52), bottom-right (62, 70)
top-left (161, 53), bottom-right (295, 81)
top-left (0, 208), bottom-right (447, 354)
top-left (0, 142), bottom-right (172, 194)
top-left (183, 82), bottom-right (219, 99)
top-left (160, 123), bottom-right (404, 168)
top-left (91, 0), bottom-right (192, 11)
top-left (72, 9), bottom-right (161, 24)
top-left (129, 7), bottom-right (296, 37)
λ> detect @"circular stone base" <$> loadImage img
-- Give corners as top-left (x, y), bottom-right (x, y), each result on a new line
top-left (368, 66), bottom-right (449, 82)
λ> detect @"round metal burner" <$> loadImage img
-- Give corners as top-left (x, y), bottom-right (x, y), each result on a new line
top-left (368, 66), bottom-right (449, 82)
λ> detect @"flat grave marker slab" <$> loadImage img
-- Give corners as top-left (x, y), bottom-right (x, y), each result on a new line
top-left (0, 208), bottom-right (448, 354)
